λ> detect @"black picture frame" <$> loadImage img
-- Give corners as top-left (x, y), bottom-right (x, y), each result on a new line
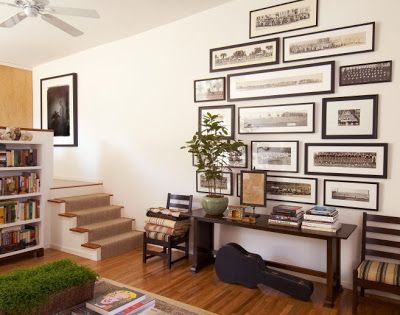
top-left (322, 95), bottom-right (378, 139)
top-left (198, 105), bottom-right (235, 140)
top-left (324, 179), bottom-right (379, 211)
top-left (226, 145), bottom-right (248, 169)
top-left (196, 171), bottom-right (233, 196)
top-left (240, 170), bottom-right (267, 207)
top-left (283, 22), bottom-right (375, 63)
top-left (210, 38), bottom-right (279, 72)
top-left (339, 61), bottom-right (392, 86)
top-left (236, 173), bottom-right (241, 197)
top-left (194, 77), bottom-right (226, 103)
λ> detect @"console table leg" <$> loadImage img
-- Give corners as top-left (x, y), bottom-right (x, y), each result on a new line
top-left (191, 218), bottom-right (214, 273)
top-left (335, 239), bottom-right (343, 293)
top-left (324, 239), bottom-right (335, 308)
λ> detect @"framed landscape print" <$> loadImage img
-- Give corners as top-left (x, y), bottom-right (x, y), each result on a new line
top-left (305, 143), bottom-right (388, 179)
top-left (194, 77), bottom-right (225, 102)
top-left (267, 175), bottom-right (318, 204)
top-left (239, 103), bottom-right (315, 134)
top-left (210, 38), bottom-right (279, 72)
top-left (322, 95), bottom-right (378, 139)
top-left (251, 141), bottom-right (299, 173)
top-left (240, 170), bottom-right (267, 207)
top-left (196, 171), bottom-right (233, 196)
top-left (283, 22), bottom-right (375, 63)
top-left (340, 61), bottom-right (392, 86)
top-left (324, 180), bottom-right (379, 211)
top-left (249, 0), bottom-right (318, 38)
top-left (198, 105), bottom-right (235, 139)
top-left (227, 61), bottom-right (334, 101)
top-left (223, 145), bottom-right (248, 168)
top-left (40, 73), bottom-right (78, 147)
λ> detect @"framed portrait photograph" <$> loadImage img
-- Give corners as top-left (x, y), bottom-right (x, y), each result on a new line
top-left (40, 73), bottom-right (78, 147)
top-left (227, 61), bottom-right (334, 101)
top-left (196, 171), bottom-right (233, 196)
top-left (340, 61), bottom-right (392, 86)
top-left (322, 95), bottom-right (378, 139)
top-left (198, 105), bottom-right (235, 139)
top-left (267, 175), bottom-right (318, 204)
top-left (223, 145), bottom-right (248, 168)
top-left (305, 143), bottom-right (388, 179)
top-left (236, 173), bottom-right (241, 197)
top-left (251, 141), bottom-right (299, 173)
top-left (283, 22), bottom-right (375, 63)
top-left (324, 180), bottom-right (379, 211)
top-left (194, 77), bottom-right (225, 102)
top-left (249, 0), bottom-right (318, 38)
top-left (240, 170), bottom-right (267, 207)
top-left (239, 103), bottom-right (315, 134)
top-left (210, 38), bottom-right (279, 72)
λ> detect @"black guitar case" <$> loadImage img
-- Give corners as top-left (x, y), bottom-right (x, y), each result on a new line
top-left (215, 243), bottom-right (314, 301)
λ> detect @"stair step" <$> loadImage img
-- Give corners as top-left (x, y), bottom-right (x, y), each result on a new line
top-left (81, 242), bottom-right (101, 249)
top-left (59, 213), bottom-right (77, 218)
top-left (74, 205), bottom-right (123, 226)
top-left (70, 227), bottom-right (89, 233)
top-left (81, 218), bottom-right (134, 242)
top-left (60, 193), bottom-right (113, 211)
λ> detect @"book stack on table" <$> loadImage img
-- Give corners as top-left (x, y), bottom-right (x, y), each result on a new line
top-left (268, 205), bottom-right (304, 228)
top-left (302, 206), bottom-right (341, 233)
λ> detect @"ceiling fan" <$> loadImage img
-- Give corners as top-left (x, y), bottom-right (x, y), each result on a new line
top-left (0, 0), bottom-right (100, 36)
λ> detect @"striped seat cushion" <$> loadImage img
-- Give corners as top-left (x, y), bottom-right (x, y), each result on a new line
top-left (357, 260), bottom-right (400, 286)
top-left (146, 231), bottom-right (170, 242)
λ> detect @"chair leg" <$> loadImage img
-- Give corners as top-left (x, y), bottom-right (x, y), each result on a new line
top-left (185, 238), bottom-right (189, 259)
top-left (168, 239), bottom-right (172, 269)
top-left (360, 287), bottom-right (365, 297)
top-left (143, 232), bottom-right (147, 264)
top-left (352, 270), bottom-right (358, 314)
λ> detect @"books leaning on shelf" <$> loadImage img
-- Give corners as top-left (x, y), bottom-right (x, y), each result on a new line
top-left (302, 206), bottom-right (341, 233)
top-left (268, 205), bottom-right (304, 228)
top-left (0, 224), bottom-right (39, 254)
top-left (0, 199), bottom-right (40, 224)
top-left (0, 172), bottom-right (40, 196)
top-left (0, 148), bottom-right (37, 167)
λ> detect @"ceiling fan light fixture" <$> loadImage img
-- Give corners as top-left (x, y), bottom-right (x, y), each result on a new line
top-left (24, 6), bottom-right (39, 17)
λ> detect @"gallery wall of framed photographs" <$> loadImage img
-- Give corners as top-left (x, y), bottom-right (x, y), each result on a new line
top-left (193, 0), bottom-right (393, 213)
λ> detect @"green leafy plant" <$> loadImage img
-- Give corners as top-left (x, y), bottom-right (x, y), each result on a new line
top-left (181, 112), bottom-right (244, 196)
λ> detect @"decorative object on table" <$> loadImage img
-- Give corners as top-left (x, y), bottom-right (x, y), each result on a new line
top-left (249, 0), bottom-right (318, 38)
top-left (240, 170), bottom-right (267, 208)
top-left (0, 259), bottom-right (97, 315)
top-left (302, 206), bottom-right (341, 232)
top-left (305, 143), bottom-right (388, 178)
top-left (267, 175), bottom-right (318, 204)
top-left (324, 180), bottom-right (379, 211)
top-left (251, 141), bottom-right (299, 173)
top-left (210, 38), bottom-right (279, 72)
top-left (322, 95), bottom-right (378, 139)
top-left (20, 131), bottom-right (33, 141)
top-left (226, 205), bottom-right (246, 220)
top-left (239, 103), bottom-right (315, 134)
top-left (198, 105), bottom-right (235, 139)
top-left (228, 61), bottom-right (334, 101)
top-left (215, 243), bottom-right (314, 301)
top-left (194, 77), bottom-right (225, 102)
top-left (340, 60), bottom-right (392, 86)
top-left (0, 127), bottom-right (22, 141)
top-left (268, 205), bottom-right (304, 228)
top-left (283, 22), bottom-right (375, 63)
top-left (182, 113), bottom-right (243, 215)
top-left (40, 73), bottom-right (78, 147)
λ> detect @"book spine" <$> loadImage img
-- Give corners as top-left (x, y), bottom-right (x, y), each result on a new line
top-left (303, 214), bottom-right (337, 222)
top-left (268, 219), bottom-right (300, 226)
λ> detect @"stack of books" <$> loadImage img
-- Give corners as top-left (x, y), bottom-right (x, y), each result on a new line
top-left (268, 205), bottom-right (304, 228)
top-left (302, 206), bottom-right (341, 233)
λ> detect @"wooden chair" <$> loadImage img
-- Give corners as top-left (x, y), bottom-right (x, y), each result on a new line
top-left (143, 193), bottom-right (193, 269)
top-left (352, 212), bottom-right (400, 313)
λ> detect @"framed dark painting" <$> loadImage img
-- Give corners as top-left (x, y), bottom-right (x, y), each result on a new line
top-left (240, 170), bottom-right (267, 207)
top-left (40, 73), bottom-right (78, 147)
top-left (340, 61), bottom-right (392, 86)
top-left (194, 77), bottom-right (225, 102)
top-left (198, 105), bottom-right (235, 139)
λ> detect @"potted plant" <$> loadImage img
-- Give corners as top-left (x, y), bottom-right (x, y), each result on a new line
top-left (182, 112), bottom-right (244, 215)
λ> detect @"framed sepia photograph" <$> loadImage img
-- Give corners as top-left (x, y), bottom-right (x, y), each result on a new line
top-left (324, 179), bottom-right (379, 211)
top-left (210, 38), bottom-right (279, 72)
top-left (223, 145), bottom-right (248, 168)
top-left (283, 22), bottom-right (375, 63)
top-left (239, 103), bottom-right (315, 134)
top-left (40, 73), bottom-right (78, 147)
top-left (340, 61), bottom-right (392, 86)
top-left (240, 170), bottom-right (267, 207)
top-left (227, 61), bottom-right (334, 101)
top-left (194, 77), bottom-right (225, 102)
top-left (236, 173), bottom-right (241, 197)
top-left (198, 105), bottom-right (235, 139)
top-left (251, 141), bottom-right (299, 173)
top-left (267, 175), bottom-right (318, 204)
top-left (249, 0), bottom-right (318, 39)
top-left (196, 171), bottom-right (233, 196)
top-left (305, 143), bottom-right (388, 179)
top-left (322, 95), bottom-right (378, 139)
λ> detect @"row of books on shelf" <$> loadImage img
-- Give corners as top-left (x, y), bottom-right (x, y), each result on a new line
top-left (0, 148), bottom-right (38, 167)
top-left (0, 224), bottom-right (38, 253)
top-left (0, 199), bottom-right (40, 224)
top-left (0, 172), bottom-right (40, 196)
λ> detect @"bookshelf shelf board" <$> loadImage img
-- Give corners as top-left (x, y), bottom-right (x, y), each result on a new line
top-left (0, 192), bottom-right (41, 201)
top-left (0, 245), bottom-right (42, 258)
top-left (0, 218), bottom-right (41, 229)
top-left (0, 166), bottom-right (42, 171)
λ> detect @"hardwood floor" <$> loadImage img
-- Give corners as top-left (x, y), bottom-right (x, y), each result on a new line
top-left (0, 248), bottom-right (399, 315)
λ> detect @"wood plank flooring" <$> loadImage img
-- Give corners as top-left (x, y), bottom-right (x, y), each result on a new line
top-left (0, 249), bottom-right (399, 315)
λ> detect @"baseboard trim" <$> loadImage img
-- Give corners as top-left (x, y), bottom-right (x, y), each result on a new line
top-left (50, 243), bottom-right (100, 261)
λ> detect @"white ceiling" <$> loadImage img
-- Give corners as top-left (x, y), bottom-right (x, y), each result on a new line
top-left (0, 0), bottom-right (233, 69)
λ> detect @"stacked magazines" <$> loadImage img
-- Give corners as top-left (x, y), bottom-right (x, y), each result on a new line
top-left (302, 206), bottom-right (341, 233)
top-left (268, 205), bottom-right (304, 228)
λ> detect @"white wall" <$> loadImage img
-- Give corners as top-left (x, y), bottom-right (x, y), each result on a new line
top-left (33, 0), bottom-right (400, 288)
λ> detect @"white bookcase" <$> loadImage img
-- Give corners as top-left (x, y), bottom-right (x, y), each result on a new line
top-left (0, 129), bottom-right (53, 259)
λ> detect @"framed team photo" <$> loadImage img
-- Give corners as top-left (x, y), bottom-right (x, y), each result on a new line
top-left (340, 61), bottom-right (392, 86)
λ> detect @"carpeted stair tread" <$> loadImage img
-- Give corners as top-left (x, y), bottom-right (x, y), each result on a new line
top-left (81, 218), bottom-right (134, 242)
top-left (80, 217), bottom-right (133, 230)
top-left (97, 230), bottom-right (143, 259)
top-left (61, 193), bottom-right (113, 211)
top-left (72, 205), bottom-right (122, 226)
top-left (94, 230), bottom-right (142, 246)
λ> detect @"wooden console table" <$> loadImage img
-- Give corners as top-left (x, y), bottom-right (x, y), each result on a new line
top-left (186, 209), bottom-right (357, 308)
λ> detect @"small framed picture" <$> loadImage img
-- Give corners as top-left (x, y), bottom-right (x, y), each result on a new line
top-left (322, 95), bottom-right (378, 139)
top-left (224, 145), bottom-right (248, 168)
top-left (251, 141), bottom-right (299, 173)
top-left (194, 77), bottom-right (225, 102)
top-left (340, 61), bottom-right (392, 86)
top-left (236, 173), bottom-right (241, 197)
top-left (240, 170), bottom-right (267, 207)
top-left (196, 171), bottom-right (233, 196)
top-left (267, 175), bottom-right (318, 204)
top-left (324, 179), bottom-right (379, 211)
top-left (198, 105), bottom-right (235, 139)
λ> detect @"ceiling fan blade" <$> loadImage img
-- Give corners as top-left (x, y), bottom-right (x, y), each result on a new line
top-left (0, 12), bottom-right (27, 27)
top-left (41, 13), bottom-right (83, 36)
top-left (44, 6), bottom-right (100, 18)
top-left (0, 1), bottom-right (19, 7)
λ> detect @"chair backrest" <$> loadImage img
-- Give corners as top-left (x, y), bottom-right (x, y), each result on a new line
top-left (166, 193), bottom-right (193, 214)
top-left (361, 212), bottom-right (400, 262)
